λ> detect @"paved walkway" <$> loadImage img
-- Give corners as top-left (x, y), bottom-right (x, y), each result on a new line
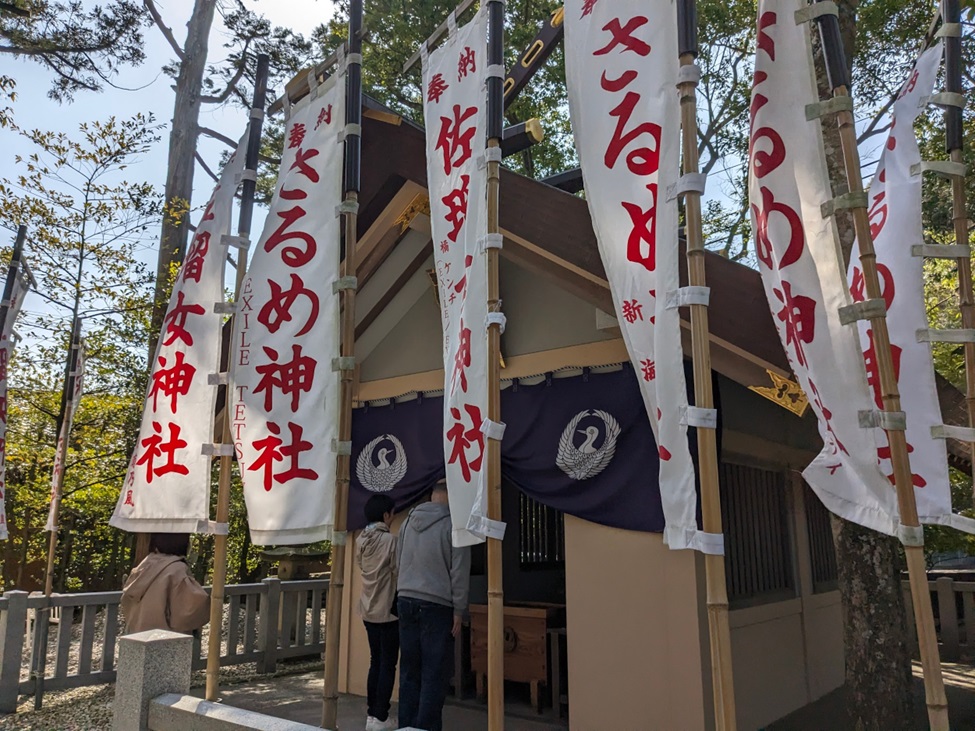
top-left (768, 662), bottom-right (975, 730)
top-left (207, 673), bottom-right (565, 731)
top-left (203, 660), bottom-right (975, 730)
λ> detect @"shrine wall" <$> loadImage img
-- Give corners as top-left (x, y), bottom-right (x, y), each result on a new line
top-left (357, 256), bottom-right (618, 385)
top-left (563, 515), bottom-right (711, 731)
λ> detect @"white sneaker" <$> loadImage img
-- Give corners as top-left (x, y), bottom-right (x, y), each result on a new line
top-left (365, 716), bottom-right (397, 731)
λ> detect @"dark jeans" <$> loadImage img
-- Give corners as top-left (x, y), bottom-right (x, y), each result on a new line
top-left (364, 620), bottom-right (399, 722)
top-left (397, 596), bottom-right (453, 731)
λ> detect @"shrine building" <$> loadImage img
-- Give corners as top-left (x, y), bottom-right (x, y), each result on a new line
top-left (323, 97), bottom-right (963, 730)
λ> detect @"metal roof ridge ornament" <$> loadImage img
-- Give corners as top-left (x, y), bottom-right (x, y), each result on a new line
top-left (748, 369), bottom-right (810, 417)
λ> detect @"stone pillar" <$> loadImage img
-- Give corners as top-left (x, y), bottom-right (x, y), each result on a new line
top-left (112, 630), bottom-right (192, 731)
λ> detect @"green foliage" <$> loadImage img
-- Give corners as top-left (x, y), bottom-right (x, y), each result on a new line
top-left (0, 0), bottom-right (146, 101)
top-left (0, 75), bottom-right (14, 129)
top-left (312, 0), bottom-right (574, 180)
top-left (0, 113), bottom-right (160, 590)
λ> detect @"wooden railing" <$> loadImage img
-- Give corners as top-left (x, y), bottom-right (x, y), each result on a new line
top-left (0, 577), bottom-right (328, 713)
top-left (904, 576), bottom-right (975, 662)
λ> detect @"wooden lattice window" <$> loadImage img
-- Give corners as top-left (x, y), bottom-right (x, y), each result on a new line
top-left (519, 492), bottom-right (565, 571)
top-left (720, 462), bottom-right (796, 608)
top-left (804, 483), bottom-right (839, 593)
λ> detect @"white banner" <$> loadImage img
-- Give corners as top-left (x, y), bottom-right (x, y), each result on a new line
top-left (565, 1), bottom-right (707, 551)
top-left (848, 45), bottom-right (975, 533)
top-left (749, 1), bottom-right (901, 534)
top-left (111, 137), bottom-right (246, 533)
top-left (231, 73), bottom-right (344, 545)
top-left (46, 337), bottom-right (86, 532)
top-left (0, 264), bottom-right (29, 540)
top-left (422, 10), bottom-right (490, 547)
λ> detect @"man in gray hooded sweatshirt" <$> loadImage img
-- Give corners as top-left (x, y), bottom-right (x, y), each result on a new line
top-left (396, 481), bottom-right (471, 731)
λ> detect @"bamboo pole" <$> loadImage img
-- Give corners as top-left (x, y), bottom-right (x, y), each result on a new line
top-left (43, 315), bottom-right (82, 598)
top-left (322, 2), bottom-right (362, 727)
top-left (675, 3), bottom-right (737, 729)
top-left (940, 0), bottom-right (975, 507)
top-left (0, 226), bottom-right (26, 337)
top-left (205, 53), bottom-right (270, 702)
top-left (814, 7), bottom-right (949, 729)
top-left (485, 1), bottom-right (505, 728)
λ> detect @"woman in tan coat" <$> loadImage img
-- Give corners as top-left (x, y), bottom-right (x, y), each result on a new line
top-left (121, 533), bottom-right (210, 635)
top-left (356, 494), bottom-right (399, 731)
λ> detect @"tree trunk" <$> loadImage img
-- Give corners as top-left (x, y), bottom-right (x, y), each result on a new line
top-left (149, 0), bottom-right (218, 355)
top-left (813, 4), bottom-right (916, 728)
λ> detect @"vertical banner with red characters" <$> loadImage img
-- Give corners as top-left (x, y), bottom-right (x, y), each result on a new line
top-left (423, 10), bottom-right (490, 548)
top-left (565, 1), bottom-right (707, 552)
top-left (847, 45), bottom-right (975, 533)
top-left (46, 338), bottom-right (85, 532)
top-left (231, 73), bottom-right (344, 545)
top-left (111, 138), bottom-right (247, 533)
top-left (0, 264), bottom-right (29, 540)
top-left (749, 0), bottom-right (900, 534)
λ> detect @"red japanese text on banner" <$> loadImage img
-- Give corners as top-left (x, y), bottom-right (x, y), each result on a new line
top-left (111, 138), bottom-right (247, 533)
top-left (749, 0), bottom-right (899, 534)
top-left (422, 10), bottom-right (490, 548)
top-left (231, 73), bottom-right (344, 545)
top-left (0, 269), bottom-right (29, 540)
top-left (46, 340), bottom-right (86, 532)
top-left (847, 46), bottom-right (975, 533)
top-left (565, 1), bottom-right (706, 552)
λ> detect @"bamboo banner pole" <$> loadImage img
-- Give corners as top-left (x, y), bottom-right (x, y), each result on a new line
top-left (813, 6), bottom-right (950, 729)
top-left (43, 314), bottom-right (82, 598)
top-left (485, 0), bottom-right (505, 728)
top-left (675, 2), bottom-right (737, 729)
top-left (0, 225), bottom-right (26, 335)
top-left (205, 52), bottom-right (270, 702)
top-left (940, 0), bottom-right (975, 503)
top-left (322, 1), bottom-right (363, 726)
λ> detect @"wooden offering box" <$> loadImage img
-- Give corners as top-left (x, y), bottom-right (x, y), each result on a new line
top-left (469, 602), bottom-right (565, 713)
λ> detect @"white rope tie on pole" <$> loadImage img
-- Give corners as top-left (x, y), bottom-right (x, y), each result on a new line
top-left (931, 424), bottom-right (975, 441)
top-left (486, 312), bottom-right (506, 334)
top-left (838, 298), bottom-right (887, 325)
top-left (679, 405), bottom-right (718, 430)
top-left (335, 200), bottom-right (360, 217)
top-left (222, 234), bottom-right (251, 250)
top-left (332, 276), bottom-right (358, 293)
top-left (201, 444), bottom-right (235, 458)
top-left (794, 1), bottom-right (837, 25)
top-left (911, 160), bottom-right (968, 178)
top-left (821, 191), bottom-right (868, 218)
top-left (666, 172), bottom-right (707, 201)
top-left (207, 373), bottom-right (229, 386)
top-left (480, 418), bottom-right (506, 441)
top-left (805, 96), bottom-right (853, 120)
top-left (331, 439), bottom-right (352, 456)
top-left (478, 233), bottom-right (504, 252)
top-left (916, 328), bottom-right (975, 343)
top-left (665, 286), bottom-right (711, 310)
top-left (478, 146), bottom-right (504, 169)
top-left (858, 409), bottom-right (908, 430)
top-left (898, 524), bottom-right (925, 547)
top-left (912, 244), bottom-right (972, 258)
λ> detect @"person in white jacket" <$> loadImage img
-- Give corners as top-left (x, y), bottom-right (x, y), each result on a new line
top-left (355, 494), bottom-right (399, 731)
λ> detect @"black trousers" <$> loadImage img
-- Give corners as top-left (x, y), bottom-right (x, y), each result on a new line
top-left (364, 619), bottom-right (399, 722)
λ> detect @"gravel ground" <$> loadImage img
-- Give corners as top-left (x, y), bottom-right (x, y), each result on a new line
top-left (4, 658), bottom-right (325, 731)
top-left (4, 603), bottom-right (325, 730)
